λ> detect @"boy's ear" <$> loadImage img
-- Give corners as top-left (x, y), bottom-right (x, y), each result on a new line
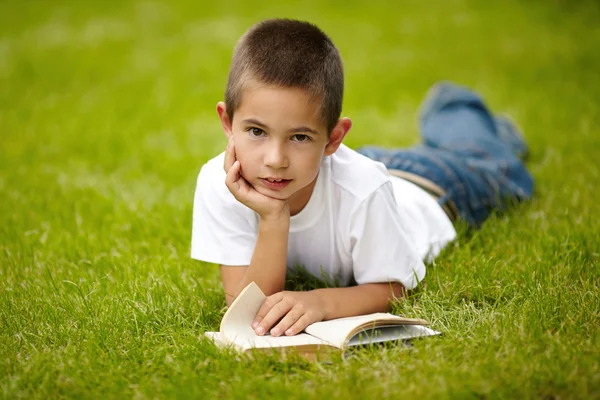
top-left (324, 117), bottom-right (352, 156)
top-left (216, 102), bottom-right (233, 138)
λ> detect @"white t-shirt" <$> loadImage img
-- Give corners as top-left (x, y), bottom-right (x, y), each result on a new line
top-left (191, 144), bottom-right (456, 290)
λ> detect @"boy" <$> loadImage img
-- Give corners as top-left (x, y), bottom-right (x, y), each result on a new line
top-left (191, 19), bottom-right (533, 338)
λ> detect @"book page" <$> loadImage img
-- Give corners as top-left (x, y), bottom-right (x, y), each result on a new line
top-left (204, 332), bottom-right (230, 347)
top-left (218, 282), bottom-right (266, 341)
top-left (305, 313), bottom-right (430, 348)
top-left (233, 333), bottom-right (330, 351)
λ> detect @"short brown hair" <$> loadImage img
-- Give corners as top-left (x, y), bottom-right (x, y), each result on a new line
top-left (225, 19), bottom-right (344, 133)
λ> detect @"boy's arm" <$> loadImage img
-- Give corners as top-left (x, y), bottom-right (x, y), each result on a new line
top-left (251, 282), bottom-right (405, 336)
top-left (314, 282), bottom-right (406, 318)
top-left (220, 265), bottom-right (246, 306)
top-left (221, 137), bottom-right (290, 300)
top-left (220, 216), bottom-right (290, 304)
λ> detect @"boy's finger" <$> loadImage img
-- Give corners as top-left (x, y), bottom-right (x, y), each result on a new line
top-left (252, 292), bottom-right (280, 328)
top-left (226, 161), bottom-right (255, 203)
top-left (224, 160), bottom-right (241, 191)
top-left (223, 137), bottom-right (235, 172)
top-left (270, 306), bottom-right (303, 337)
top-left (254, 292), bottom-right (283, 322)
top-left (284, 314), bottom-right (312, 336)
top-left (255, 300), bottom-right (293, 336)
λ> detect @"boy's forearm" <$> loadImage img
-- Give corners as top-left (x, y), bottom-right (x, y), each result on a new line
top-left (313, 283), bottom-right (406, 320)
top-left (237, 216), bottom-right (290, 296)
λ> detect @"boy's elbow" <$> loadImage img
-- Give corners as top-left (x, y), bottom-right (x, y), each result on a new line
top-left (369, 281), bottom-right (407, 306)
top-left (390, 282), bottom-right (407, 299)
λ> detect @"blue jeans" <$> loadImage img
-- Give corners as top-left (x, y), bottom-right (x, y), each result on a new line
top-left (358, 82), bottom-right (534, 227)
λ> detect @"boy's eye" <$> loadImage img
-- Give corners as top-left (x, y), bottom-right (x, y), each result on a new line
top-left (292, 134), bottom-right (310, 142)
top-left (249, 127), bottom-right (265, 137)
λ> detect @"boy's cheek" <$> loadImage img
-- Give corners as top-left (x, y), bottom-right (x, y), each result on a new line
top-left (235, 155), bottom-right (256, 181)
top-left (234, 151), bottom-right (250, 171)
top-left (231, 142), bottom-right (255, 170)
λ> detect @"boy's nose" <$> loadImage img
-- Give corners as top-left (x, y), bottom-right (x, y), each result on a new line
top-left (264, 143), bottom-right (289, 169)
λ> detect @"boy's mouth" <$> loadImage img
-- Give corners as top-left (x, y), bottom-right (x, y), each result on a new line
top-left (260, 177), bottom-right (292, 190)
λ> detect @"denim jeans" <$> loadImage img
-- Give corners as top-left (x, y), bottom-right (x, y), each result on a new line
top-left (357, 82), bottom-right (534, 227)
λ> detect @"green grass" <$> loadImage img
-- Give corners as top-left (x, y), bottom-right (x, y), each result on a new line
top-left (1, 0), bottom-right (599, 398)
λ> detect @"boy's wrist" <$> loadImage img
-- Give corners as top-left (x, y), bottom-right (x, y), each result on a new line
top-left (310, 288), bottom-right (334, 320)
top-left (258, 210), bottom-right (290, 227)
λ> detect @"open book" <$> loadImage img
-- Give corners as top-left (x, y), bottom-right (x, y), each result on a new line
top-left (205, 282), bottom-right (440, 360)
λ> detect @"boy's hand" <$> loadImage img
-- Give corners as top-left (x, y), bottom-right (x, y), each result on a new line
top-left (251, 291), bottom-right (327, 337)
top-left (224, 137), bottom-right (289, 220)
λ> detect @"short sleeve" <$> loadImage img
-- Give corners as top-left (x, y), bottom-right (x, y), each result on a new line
top-left (191, 160), bottom-right (258, 265)
top-left (349, 182), bottom-right (426, 290)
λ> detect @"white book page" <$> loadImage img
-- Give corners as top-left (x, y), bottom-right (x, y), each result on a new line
top-left (219, 282), bottom-right (266, 341)
top-left (205, 331), bottom-right (329, 350)
top-left (234, 333), bottom-right (330, 351)
top-left (204, 332), bottom-right (231, 346)
top-left (305, 313), bottom-right (426, 348)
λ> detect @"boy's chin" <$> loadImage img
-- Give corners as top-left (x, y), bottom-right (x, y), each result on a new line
top-left (255, 186), bottom-right (291, 200)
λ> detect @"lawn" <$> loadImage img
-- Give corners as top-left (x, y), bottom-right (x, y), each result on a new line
top-left (1, 0), bottom-right (599, 398)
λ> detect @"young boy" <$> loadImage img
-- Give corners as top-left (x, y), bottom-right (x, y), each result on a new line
top-left (191, 19), bottom-right (533, 338)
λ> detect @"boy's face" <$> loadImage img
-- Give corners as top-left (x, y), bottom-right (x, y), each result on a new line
top-left (218, 84), bottom-right (350, 214)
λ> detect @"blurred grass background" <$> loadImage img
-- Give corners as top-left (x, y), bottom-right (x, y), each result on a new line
top-left (1, 0), bottom-right (599, 398)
